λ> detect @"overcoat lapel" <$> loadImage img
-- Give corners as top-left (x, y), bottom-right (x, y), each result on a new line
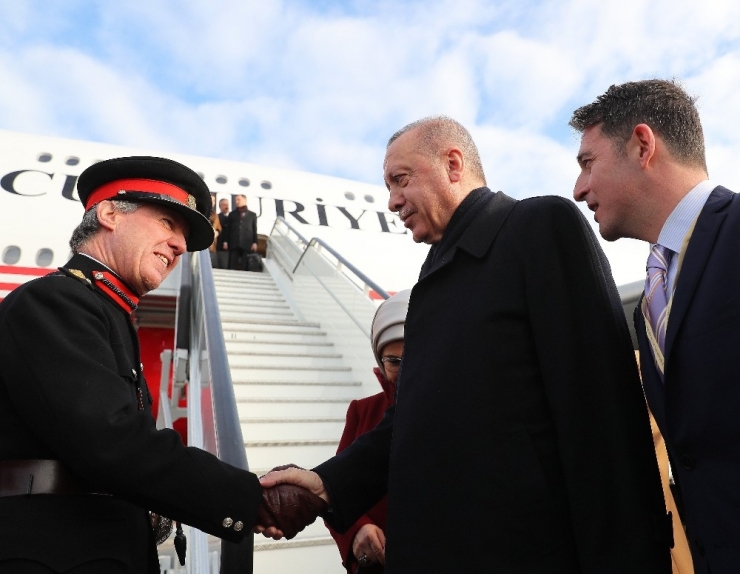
top-left (420, 191), bottom-right (517, 279)
top-left (665, 187), bottom-right (732, 362)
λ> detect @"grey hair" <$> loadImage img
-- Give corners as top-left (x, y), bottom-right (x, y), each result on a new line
top-left (387, 116), bottom-right (486, 184)
top-left (69, 200), bottom-right (140, 253)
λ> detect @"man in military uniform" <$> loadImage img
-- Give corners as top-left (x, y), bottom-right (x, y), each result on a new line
top-left (0, 157), bottom-right (323, 573)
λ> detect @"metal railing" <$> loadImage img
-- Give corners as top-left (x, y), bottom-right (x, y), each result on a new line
top-left (161, 251), bottom-right (253, 574)
top-left (158, 219), bottom-right (390, 572)
top-left (270, 216), bottom-right (389, 301)
top-left (266, 216), bottom-right (387, 383)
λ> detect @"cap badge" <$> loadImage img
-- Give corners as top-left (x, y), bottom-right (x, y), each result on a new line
top-left (187, 194), bottom-right (197, 210)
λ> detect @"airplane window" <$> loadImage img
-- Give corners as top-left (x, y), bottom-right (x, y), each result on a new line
top-left (216, 175), bottom-right (227, 184)
top-left (261, 181), bottom-right (272, 189)
top-left (239, 178), bottom-right (250, 187)
top-left (344, 192), bottom-right (355, 201)
top-left (364, 194), bottom-right (375, 203)
top-left (2, 246), bottom-right (21, 264)
top-left (36, 248), bottom-right (54, 267)
top-left (66, 157), bottom-right (80, 166)
top-left (37, 153), bottom-right (52, 163)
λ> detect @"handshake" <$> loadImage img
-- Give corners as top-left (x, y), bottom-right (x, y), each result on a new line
top-left (255, 464), bottom-right (329, 540)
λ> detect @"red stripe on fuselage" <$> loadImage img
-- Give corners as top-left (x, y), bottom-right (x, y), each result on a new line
top-left (0, 265), bottom-right (51, 276)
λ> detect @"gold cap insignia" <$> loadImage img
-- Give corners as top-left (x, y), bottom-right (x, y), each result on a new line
top-left (187, 194), bottom-right (197, 210)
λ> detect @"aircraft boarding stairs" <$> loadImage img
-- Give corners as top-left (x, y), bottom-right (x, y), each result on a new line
top-left (157, 217), bottom-right (390, 574)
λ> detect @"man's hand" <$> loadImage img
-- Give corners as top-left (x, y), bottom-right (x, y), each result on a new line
top-left (256, 483), bottom-right (327, 540)
top-left (353, 523), bottom-right (386, 566)
top-left (254, 464), bottom-right (330, 540)
top-left (250, 243), bottom-right (258, 252)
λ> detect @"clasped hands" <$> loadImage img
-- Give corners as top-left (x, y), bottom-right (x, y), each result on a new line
top-left (255, 464), bottom-right (329, 540)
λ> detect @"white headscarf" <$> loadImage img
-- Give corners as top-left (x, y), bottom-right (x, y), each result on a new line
top-left (370, 289), bottom-right (411, 371)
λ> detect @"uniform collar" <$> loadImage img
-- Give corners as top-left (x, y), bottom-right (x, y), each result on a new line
top-left (62, 253), bottom-right (140, 314)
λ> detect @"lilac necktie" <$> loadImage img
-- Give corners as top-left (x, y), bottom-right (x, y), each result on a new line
top-left (644, 244), bottom-right (673, 355)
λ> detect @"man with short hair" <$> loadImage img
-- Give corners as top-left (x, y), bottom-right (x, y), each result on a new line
top-left (571, 79), bottom-right (740, 574)
top-left (224, 194), bottom-right (258, 271)
top-left (0, 156), bottom-right (323, 572)
top-left (260, 116), bottom-right (671, 573)
top-left (216, 197), bottom-right (231, 268)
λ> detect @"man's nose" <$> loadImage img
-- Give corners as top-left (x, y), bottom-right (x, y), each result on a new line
top-left (573, 175), bottom-right (588, 202)
top-left (388, 190), bottom-right (402, 212)
top-left (170, 232), bottom-right (187, 255)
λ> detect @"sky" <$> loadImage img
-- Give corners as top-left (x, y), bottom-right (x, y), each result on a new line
top-left (2, 0), bottom-right (740, 286)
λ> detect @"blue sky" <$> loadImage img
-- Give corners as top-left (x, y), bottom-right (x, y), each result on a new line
top-left (3, 0), bottom-right (740, 283)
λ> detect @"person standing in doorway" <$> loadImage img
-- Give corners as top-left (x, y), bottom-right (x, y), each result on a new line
top-left (224, 194), bottom-right (258, 271)
top-left (215, 197), bottom-right (231, 269)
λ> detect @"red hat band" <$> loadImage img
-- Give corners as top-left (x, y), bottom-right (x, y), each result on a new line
top-left (84, 178), bottom-right (196, 211)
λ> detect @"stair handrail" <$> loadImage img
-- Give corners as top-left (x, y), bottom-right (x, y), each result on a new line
top-left (271, 216), bottom-right (390, 300)
top-left (168, 251), bottom-right (253, 573)
top-left (274, 215), bottom-right (310, 247)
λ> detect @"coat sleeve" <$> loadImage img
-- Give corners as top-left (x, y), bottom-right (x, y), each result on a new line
top-left (251, 212), bottom-right (258, 244)
top-left (314, 403), bottom-right (393, 534)
top-left (508, 197), bottom-right (671, 573)
top-left (324, 399), bottom-right (384, 572)
top-left (0, 277), bottom-right (262, 542)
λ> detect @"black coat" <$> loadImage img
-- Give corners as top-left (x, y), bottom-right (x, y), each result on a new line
top-left (636, 186), bottom-right (740, 574)
top-left (217, 211), bottom-right (230, 250)
top-left (316, 190), bottom-right (671, 573)
top-left (226, 208), bottom-right (258, 251)
top-left (0, 254), bottom-right (262, 572)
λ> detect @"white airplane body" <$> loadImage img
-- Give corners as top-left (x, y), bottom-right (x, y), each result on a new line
top-left (0, 129), bottom-right (430, 300)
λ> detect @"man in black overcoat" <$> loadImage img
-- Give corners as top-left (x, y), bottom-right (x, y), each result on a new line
top-left (258, 117), bottom-right (672, 573)
top-left (223, 193), bottom-right (258, 270)
top-left (216, 197), bottom-right (231, 268)
top-left (0, 156), bottom-right (323, 572)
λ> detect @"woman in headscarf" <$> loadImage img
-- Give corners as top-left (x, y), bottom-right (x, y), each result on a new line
top-left (326, 289), bottom-right (411, 573)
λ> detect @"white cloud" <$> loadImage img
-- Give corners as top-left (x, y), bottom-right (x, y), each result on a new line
top-left (2, 0), bottom-right (740, 287)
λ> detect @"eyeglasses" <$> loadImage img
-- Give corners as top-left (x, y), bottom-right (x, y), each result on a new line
top-left (381, 356), bottom-right (402, 371)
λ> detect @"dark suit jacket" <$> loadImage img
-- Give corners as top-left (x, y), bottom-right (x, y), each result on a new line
top-left (636, 186), bottom-right (740, 574)
top-left (317, 190), bottom-right (671, 573)
top-left (226, 208), bottom-right (258, 251)
top-left (0, 254), bottom-right (262, 572)
top-left (217, 212), bottom-right (230, 250)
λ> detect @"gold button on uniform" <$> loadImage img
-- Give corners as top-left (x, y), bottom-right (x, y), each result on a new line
top-left (222, 518), bottom-right (233, 528)
top-left (233, 521), bottom-right (244, 532)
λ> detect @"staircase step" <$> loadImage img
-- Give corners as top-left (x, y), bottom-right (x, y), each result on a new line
top-left (220, 310), bottom-right (296, 322)
top-left (230, 367), bottom-right (353, 383)
top-left (222, 319), bottom-right (320, 330)
top-left (241, 419), bottom-right (346, 441)
top-left (228, 354), bottom-right (346, 369)
top-left (245, 443), bottom-right (339, 470)
top-left (225, 341), bottom-right (334, 354)
top-left (236, 398), bottom-right (350, 418)
top-left (224, 332), bottom-right (330, 345)
top-left (233, 381), bottom-right (360, 399)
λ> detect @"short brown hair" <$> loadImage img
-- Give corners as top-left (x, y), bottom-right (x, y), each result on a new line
top-left (570, 79), bottom-right (707, 171)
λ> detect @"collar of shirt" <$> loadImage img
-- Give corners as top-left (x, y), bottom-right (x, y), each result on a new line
top-left (655, 179), bottom-right (715, 292)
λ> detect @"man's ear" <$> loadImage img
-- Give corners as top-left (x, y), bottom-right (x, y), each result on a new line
top-left (96, 201), bottom-right (119, 232)
top-left (446, 147), bottom-right (464, 183)
top-left (630, 124), bottom-right (657, 168)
